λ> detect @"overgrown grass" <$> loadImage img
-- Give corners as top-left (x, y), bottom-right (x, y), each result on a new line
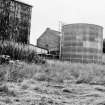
top-left (1, 60), bottom-right (105, 85)
top-left (0, 40), bottom-right (40, 63)
top-left (0, 84), bottom-right (16, 97)
top-left (45, 61), bottom-right (105, 85)
top-left (1, 41), bottom-right (105, 85)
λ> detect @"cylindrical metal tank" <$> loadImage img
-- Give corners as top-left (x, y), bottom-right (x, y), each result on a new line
top-left (61, 23), bottom-right (103, 63)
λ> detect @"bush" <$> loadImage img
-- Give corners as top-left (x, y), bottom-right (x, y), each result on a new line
top-left (0, 40), bottom-right (45, 64)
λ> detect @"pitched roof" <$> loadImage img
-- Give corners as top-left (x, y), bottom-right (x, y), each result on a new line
top-left (45, 28), bottom-right (60, 37)
top-left (13, 0), bottom-right (33, 7)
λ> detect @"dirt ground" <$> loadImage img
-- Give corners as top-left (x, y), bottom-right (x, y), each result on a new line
top-left (1, 79), bottom-right (105, 105)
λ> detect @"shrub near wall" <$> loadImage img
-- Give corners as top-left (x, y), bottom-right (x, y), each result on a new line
top-left (0, 40), bottom-right (40, 63)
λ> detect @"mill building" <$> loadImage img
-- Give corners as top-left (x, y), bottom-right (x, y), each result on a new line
top-left (0, 0), bottom-right (32, 44)
top-left (37, 28), bottom-right (60, 58)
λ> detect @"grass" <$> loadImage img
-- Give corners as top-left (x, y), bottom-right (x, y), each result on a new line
top-left (1, 60), bottom-right (105, 105)
top-left (0, 84), bottom-right (16, 97)
top-left (0, 40), bottom-right (105, 85)
top-left (0, 40), bottom-right (41, 63)
top-left (34, 60), bottom-right (105, 85)
top-left (1, 59), bottom-right (105, 85)
top-left (0, 41), bottom-right (105, 84)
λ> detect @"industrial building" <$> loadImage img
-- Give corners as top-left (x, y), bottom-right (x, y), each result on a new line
top-left (37, 28), bottom-right (60, 50)
top-left (29, 44), bottom-right (48, 55)
top-left (37, 28), bottom-right (60, 58)
top-left (61, 23), bottom-right (103, 63)
top-left (0, 0), bottom-right (32, 44)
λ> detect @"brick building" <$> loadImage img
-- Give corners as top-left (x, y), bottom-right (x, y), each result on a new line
top-left (0, 0), bottom-right (32, 44)
top-left (37, 28), bottom-right (60, 51)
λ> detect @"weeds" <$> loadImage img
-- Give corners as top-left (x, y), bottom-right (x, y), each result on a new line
top-left (1, 52), bottom-right (105, 85)
top-left (0, 40), bottom-right (45, 63)
top-left (0, 85), bottom-right (16, 97)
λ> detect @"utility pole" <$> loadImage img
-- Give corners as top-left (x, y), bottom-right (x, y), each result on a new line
top-left (59, 21), bottom-right (61, 60)
top-left (59, 21), bottom-right (67, 60)
top-left (59, 21), bottom-right (64, 60)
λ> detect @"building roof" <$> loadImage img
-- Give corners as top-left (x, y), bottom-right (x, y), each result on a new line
top-left (45, 28), bottom-right (60, 37)
top-left (47, 28), bottom-right (60, 34)
top-left (12, 0), bottom-right (33, 7)
top-left (62, 23), bottom-right (103, 29)
top-left (37, 28), bottom-right (60, 41)
top-left (29, 44), bottom-right (48, 50)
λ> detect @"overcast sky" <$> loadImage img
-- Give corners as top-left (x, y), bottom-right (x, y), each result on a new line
top-left (19, 0), bottom-right (105, 45)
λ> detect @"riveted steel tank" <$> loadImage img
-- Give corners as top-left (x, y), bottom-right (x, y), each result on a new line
top-left (61, 23), bottom-right (103, 63)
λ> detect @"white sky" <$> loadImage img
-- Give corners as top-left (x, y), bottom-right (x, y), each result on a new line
top-left (19, 0), bottom-right (105, 45)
